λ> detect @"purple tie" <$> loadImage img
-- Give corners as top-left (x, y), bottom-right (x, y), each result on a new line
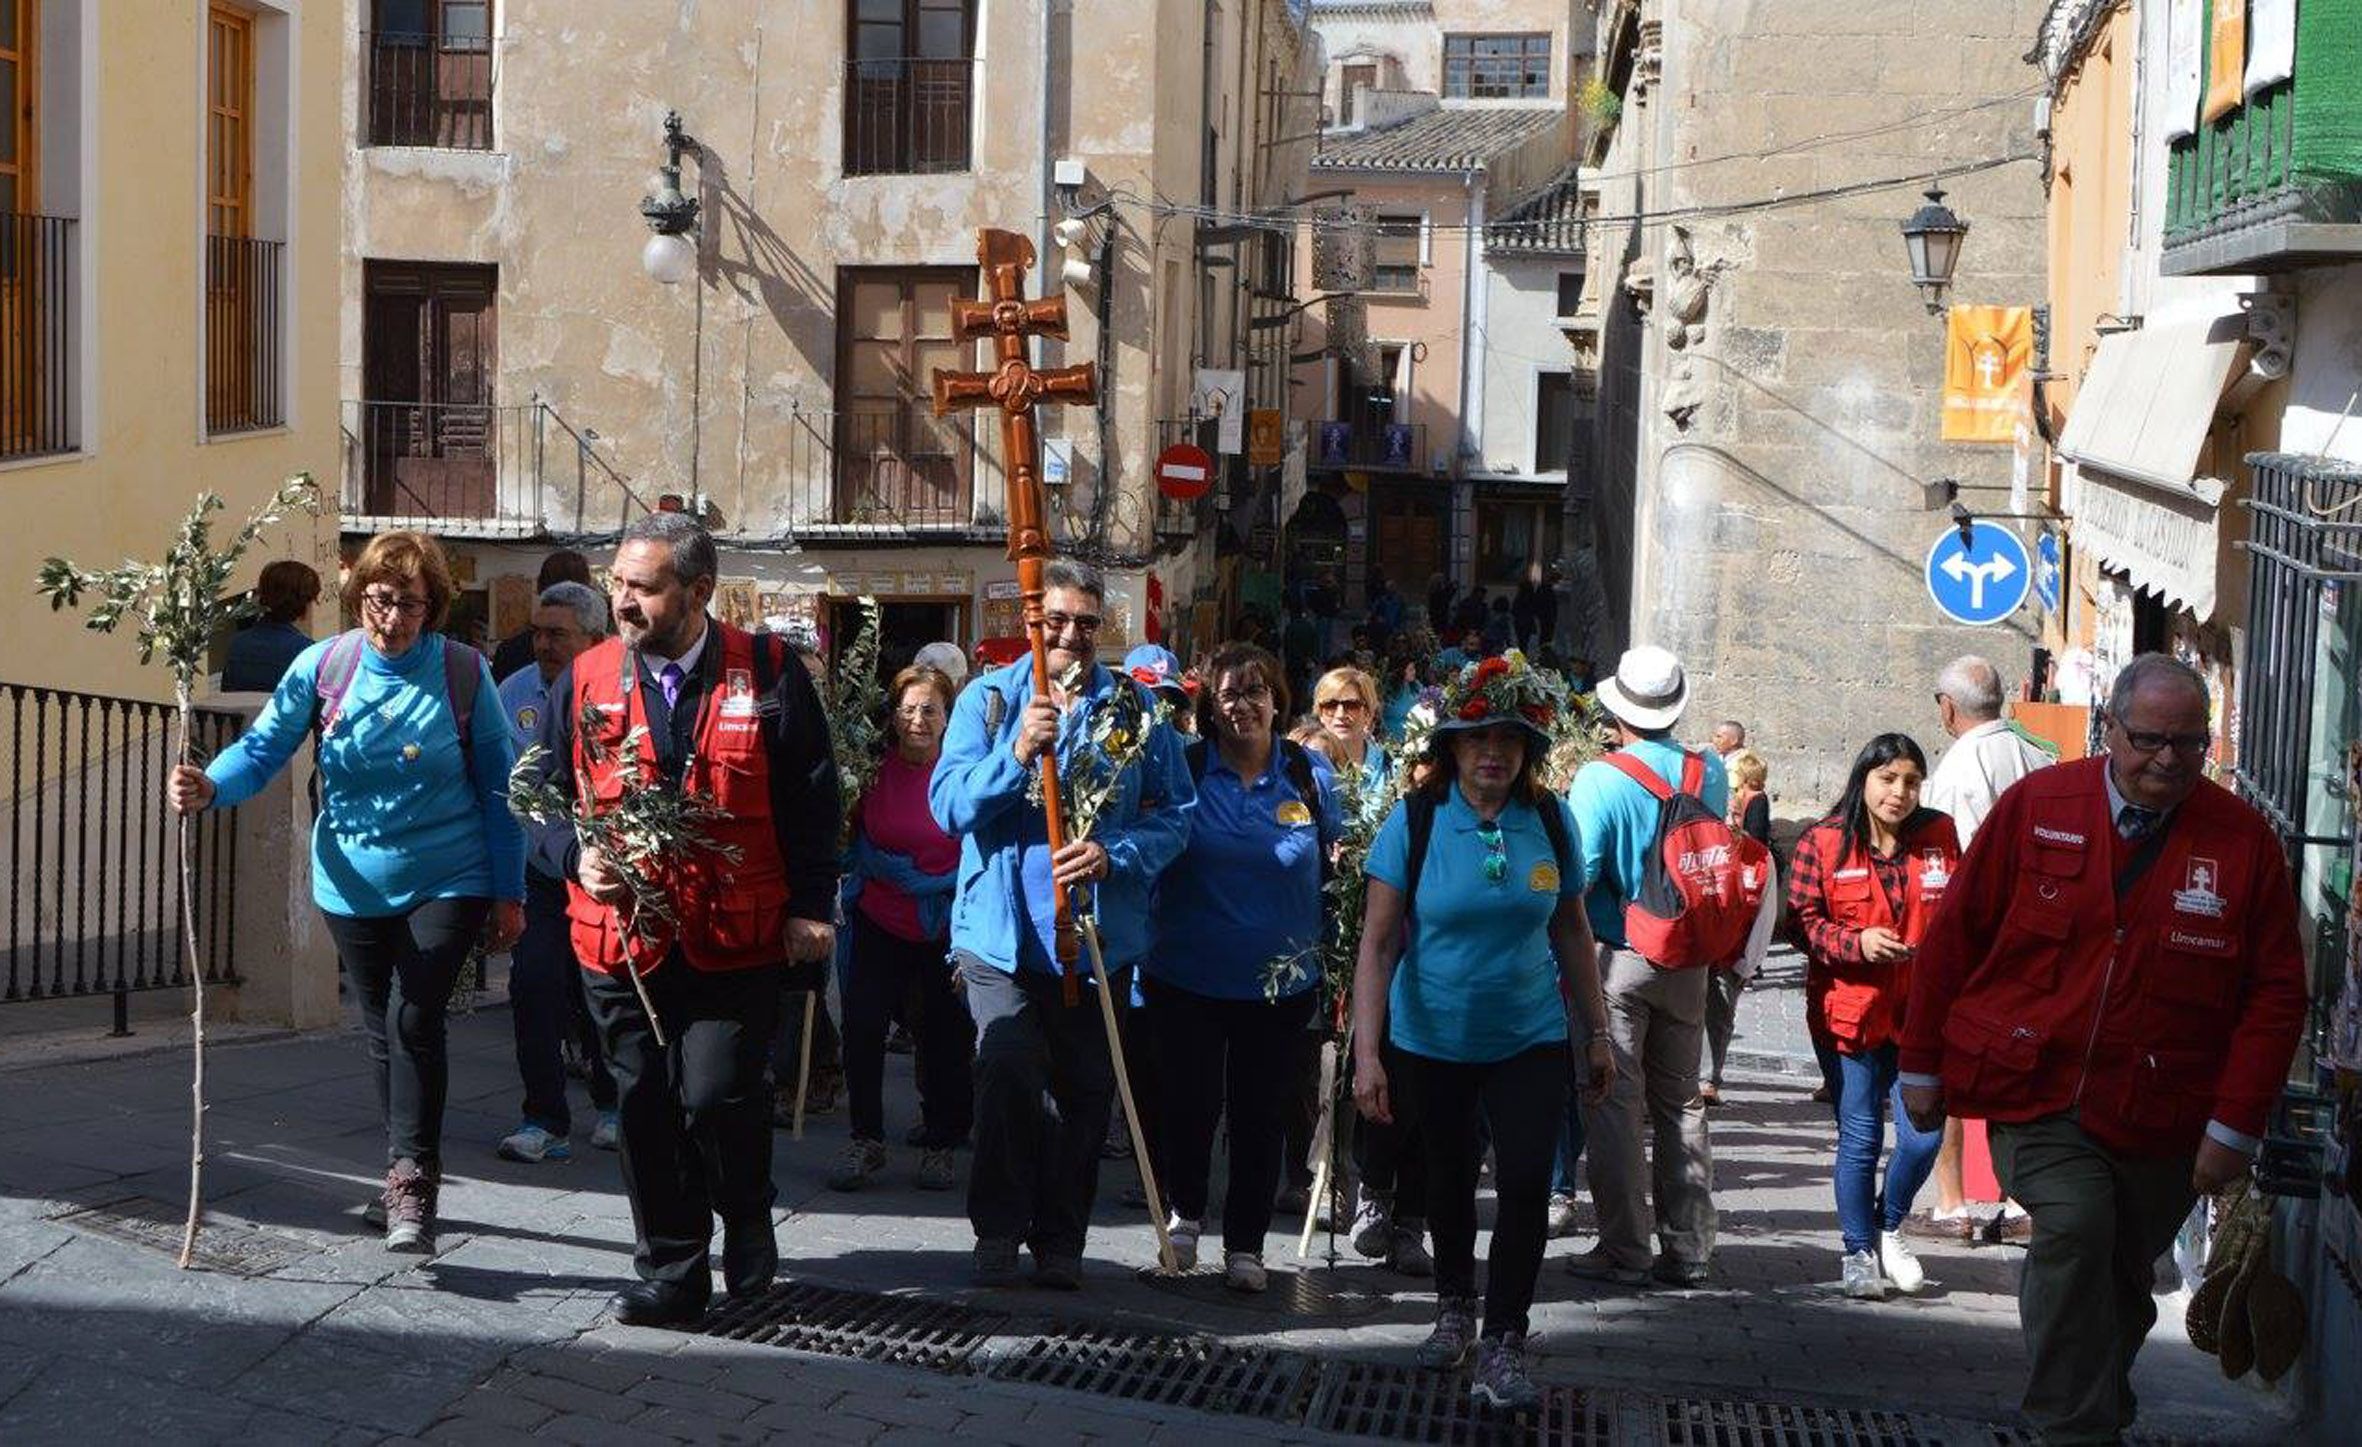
top-left (658, 662), bottom-right (684, 712)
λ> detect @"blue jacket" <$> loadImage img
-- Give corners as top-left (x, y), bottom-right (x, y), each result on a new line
top-left (929, 657), bottom-right (1194, 975)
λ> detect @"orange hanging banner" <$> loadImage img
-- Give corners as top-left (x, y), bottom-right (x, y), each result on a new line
top-left (1940, 305), bottom-right (2033, 445)
top-left (2204, 0), bottom-right (2248, 123)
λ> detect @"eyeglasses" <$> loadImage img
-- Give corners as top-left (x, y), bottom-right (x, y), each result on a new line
top-left (1043, 611), bottom-right (1102, 636)
top-left (361, 590), bottom-right (429, 619)
top-left (2119, 728), bottom-right (2210, 757)
top-left (1317, 697), bottom-right (1369, 714)
top-left (895, 703), bottom-right (945, 721)
top-left (1478, 821), bottom-right (1507, 885)
top-left (1215, 685), bottom-right (1273, 709)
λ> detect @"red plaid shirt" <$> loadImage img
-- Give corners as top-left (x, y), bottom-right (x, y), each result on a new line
top-left (1785, 820), bottom-right (1908, 966)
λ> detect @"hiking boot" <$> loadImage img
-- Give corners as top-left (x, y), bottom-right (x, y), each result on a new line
top-left (1471, 1332), bottom-right (1540, 1413)
top-left (1165, 1214), bottom-right (1203, 1272)
top-left (1842, 1249), bottom-right (1887, 1300)
top-left (589, 1111), bottom-right (620, 1152)
top-left (1415, 1296), bottom-right (1478, 1370)
top-left (1224, 1251), bottom-right (1268, 1293)
top-left (496, 1123), bottom-right (571, 1164)
top-left (1350, 1188), bottom-right (1393, 1259)
top-left (1565, 1248), bottom-right (1647, 1286)
top-left (973, 1237), bottom-right (1022, 1288)
top-left (1546, 1193), bottom-right (1582, 1239)
top-left (827, 1138), bottom-right (887, 1192)
top-left (914, 1148), bottom-right (956, 1192)
top-left (1879, 1230), bottom-right (1927, 1293)
top-left (1387, 1222), bottom-right (1434, 1278)
top-left (382, 1158), bottom-right (437, 1254)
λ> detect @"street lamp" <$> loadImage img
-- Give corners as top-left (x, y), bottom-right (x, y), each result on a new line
top-left (639, 111), bottom-right (701, 286)
top-left (1899, 182), bottom-right (1969, 315)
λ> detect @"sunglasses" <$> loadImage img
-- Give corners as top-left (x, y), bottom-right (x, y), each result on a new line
top-left (1479, 820), bottom-right (1507, 885)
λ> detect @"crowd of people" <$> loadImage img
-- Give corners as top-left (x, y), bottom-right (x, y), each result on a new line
top-left (178, 522), bottom-right (2309, 1439)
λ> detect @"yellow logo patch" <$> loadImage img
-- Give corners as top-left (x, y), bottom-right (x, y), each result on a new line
top-left (1275, 800), bottom-right (1313, 827)
top-left (1529, 862), bottom-right (1561, 893)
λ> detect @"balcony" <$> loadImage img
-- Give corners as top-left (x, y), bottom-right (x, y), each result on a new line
top-left (1313, 418), bottom-right (1428, 473)
top-left (205, 236), bottom-right (283, 437)
top-left (2162, 14), bottom-right (2362, 276)
top-left (780, 403), bottom-right (985, 538)
top-left (364, 29), bottom-right (494, 150)
top-left (0, 213), bottom-right (78, 462)
top-left (844, 57), bottom-right (975, 176)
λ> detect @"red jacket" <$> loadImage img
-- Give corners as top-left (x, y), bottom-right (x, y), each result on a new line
top-left (1791, 811), bottom-right (1960, 1052)
top-left (566, 626), bottom-right (793, 976)
top-left (1901, 757), bottom-right (2307, 1158)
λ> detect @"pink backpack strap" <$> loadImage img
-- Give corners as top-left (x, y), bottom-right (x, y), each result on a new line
top-left (313, 629), bottom-right (367, 737)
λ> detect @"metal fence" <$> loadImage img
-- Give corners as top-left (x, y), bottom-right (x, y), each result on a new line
top-left (340, 398), bottom-right (654, 537)
top-left (843, 57), bottom-right (976, 175)
top-left (770, 402), bottom-right (980, 530)
top-left (2234, 453), bottom-right (2362, 850)
top-left (0, 212), bottom-right (77, 461)
top-left (1, 685), bottom-right (242, 1031)
top-left (205, 235), bottom-right (283, 436)
top-left (363, 30), bottom-right (495, 150)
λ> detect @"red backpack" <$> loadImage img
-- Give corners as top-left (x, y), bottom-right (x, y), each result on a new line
top-left (1602, 750), bottom-right (1770, 970)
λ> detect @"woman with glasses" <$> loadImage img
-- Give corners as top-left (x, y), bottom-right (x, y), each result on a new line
top-left (1146, 642), bottom-right (1339, 1291)
top-left (1787, 732), bottom-right (1957, 1301)
top-left (166, 531), bottom-right (524, 1253)
top-left (1352, 653), bottom-right (1613, 1413)
top-left (830, 664), bottom-right (972, 1193)
top-left (1309, 665), bottom-right (1392, 793)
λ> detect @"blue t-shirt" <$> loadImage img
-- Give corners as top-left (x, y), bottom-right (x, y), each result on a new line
top-left (207, 633), bottom-right (525, 917)
top-left (1366, 787), bottom-right (1586, 1064)
top-left (1150, 744), bottom-right (1340, 1000)
top-left (1566, 740), bottom-right (1728, 947)
top-left (221, 621), bottom-right (313, 693)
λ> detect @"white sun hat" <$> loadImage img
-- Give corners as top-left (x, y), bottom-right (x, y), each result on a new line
top-left (1596, 645), bottom-right (1690, 732)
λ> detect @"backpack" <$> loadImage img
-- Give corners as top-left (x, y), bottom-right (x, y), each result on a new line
top-left (1402, 788), bottom-right (1574, 920)
top-left (1600, 749), bottom-right (1770, 969)
top-left (313, 629), bottom-right (485, 788)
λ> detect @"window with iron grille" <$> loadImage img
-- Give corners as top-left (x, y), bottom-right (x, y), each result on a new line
top-left (1443, 34), bottom-right (1551, 100)
top-left (1370, 214), bottom-right (1421, 294)
top-left (365, 0), bottom-right (494, 150)
top-left (0, 0), bottom-right (80, 460)
top-left (835, 268), bottom-right (978, 525)
top-left (845, 0), bottom-right (976, 176)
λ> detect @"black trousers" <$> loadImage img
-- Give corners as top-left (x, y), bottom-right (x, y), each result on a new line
top-left (1398, 1042), bottom-right (1567, 1339)
top-left (322, 897), bottom-right (491, 1171)
top-left (511, 873), bottom-right (615, 1133)
top-left (843, 911), bottom-right (973, 1147)
top-left (585, 957), bottom-right (783, 1286)
top-left (961, 955), bottom-right (1116, 1259)
top-left (1352, 1038), bottom-right (1429, 1223)
top-left (1149, 980), bottom-right (1317, 1256)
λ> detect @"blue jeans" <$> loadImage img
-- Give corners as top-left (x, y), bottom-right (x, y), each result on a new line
top-left (1552, 1045), bottom-right (1588, 1198)
top-left (1833, 1044), bottom-right (1941, 1254)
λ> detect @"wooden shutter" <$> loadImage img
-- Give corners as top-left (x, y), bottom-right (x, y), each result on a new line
top-left (208, 6), bottom-right (252, 239)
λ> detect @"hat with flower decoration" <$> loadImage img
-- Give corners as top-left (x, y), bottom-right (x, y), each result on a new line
top-left (1432, 649), bottom-right (1566, 749)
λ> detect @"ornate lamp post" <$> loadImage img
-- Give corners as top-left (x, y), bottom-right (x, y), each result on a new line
top-left (639, 111), bottom-right (701, 285)
top-left (1900, 182), bottom-right (1969, 315)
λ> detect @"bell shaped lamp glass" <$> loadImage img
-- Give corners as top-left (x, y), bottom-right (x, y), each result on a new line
top-left (642, 232), bottom-right (697, 286)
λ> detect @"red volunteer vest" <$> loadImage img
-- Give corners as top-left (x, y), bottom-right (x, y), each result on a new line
top-left (1803, 813), bottom-right (1960, 1051)
top-left (565, 625), bottom-right (791, 976)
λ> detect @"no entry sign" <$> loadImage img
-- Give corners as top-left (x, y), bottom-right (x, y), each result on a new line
top-left (1156, 442), bottom-right (1214, 501)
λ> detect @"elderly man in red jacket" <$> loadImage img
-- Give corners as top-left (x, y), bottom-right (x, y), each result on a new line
top-left (1901, 652), bottom-right (2307, 1445)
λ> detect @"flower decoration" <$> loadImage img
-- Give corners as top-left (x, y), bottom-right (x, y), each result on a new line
top-left (1438, 649), bottom-right (1567, 738)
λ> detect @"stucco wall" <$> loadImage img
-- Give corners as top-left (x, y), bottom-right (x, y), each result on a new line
top-left (1479, 255), bottom-right (1582, 477)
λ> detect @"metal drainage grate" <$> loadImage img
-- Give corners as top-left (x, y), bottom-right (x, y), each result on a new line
top-left (1304, 1362), bottom-right (1615, 1445)
top-left (695, 1281), bottom-right (1005, 1372)
top-left (53, 1196), bottom-right (316, 1277)
top-left (1662, 1397), bottom-right (1947, 1446)
top-left (1132, 1262), bottom-right (1390, 1318)
top-left (986, 1329), bottom-right (1318, 1424)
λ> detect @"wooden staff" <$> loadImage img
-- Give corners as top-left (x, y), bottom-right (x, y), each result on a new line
top-left (791, 989), bottom-right (817, 1139)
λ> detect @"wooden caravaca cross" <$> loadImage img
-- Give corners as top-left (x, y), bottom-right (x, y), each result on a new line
top-left (932, 228), bottom-right (1099, 983)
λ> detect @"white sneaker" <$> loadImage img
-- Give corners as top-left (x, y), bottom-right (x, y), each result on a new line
top-left (1841, 1249), bottom-right (1887, 1300)
top-left (1879, 1229), bottom-right (1926, 1294)
top-left (1350, 1190), bottom-right (1392, 1258)
top-left (1224, 1250), bottom-right (1267, 1293)
top-left (1546, 1193), bottom-right (1582, 1239)
top-left (589, 1111), bottom-right (620, 1151)
top-left (1165, 1214), bottom-right (1202, 1271)
top-left (496, 1124), bottom-right (570, 1163)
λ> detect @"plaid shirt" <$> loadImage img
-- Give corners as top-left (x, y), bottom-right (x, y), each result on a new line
top-left (1785, 820), bottom-right (1908, 966)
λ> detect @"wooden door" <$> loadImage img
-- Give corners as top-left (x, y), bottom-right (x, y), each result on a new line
top-left (206, 5), bottom-right (258, 429)
top-left (836, 268), bottom-right (973, 524)
top-left (362, 262), bottom-right (498, 517)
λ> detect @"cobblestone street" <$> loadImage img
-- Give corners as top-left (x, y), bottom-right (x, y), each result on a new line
top-left (0, 958), bottom-right (2294, 1444)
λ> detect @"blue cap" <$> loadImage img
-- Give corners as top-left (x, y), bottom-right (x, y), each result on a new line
top-left (1123, 643), bottom-right (1188, 695)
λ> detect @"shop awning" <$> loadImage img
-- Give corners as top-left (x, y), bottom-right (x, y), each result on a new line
top-left (2056, 315), bottom-right (2249, 621)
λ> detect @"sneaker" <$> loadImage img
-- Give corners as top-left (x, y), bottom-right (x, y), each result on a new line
top-left (1842, 1249), bottom-right (1887, 1300)
top-left (1699, 1082), bottom-right (1722, 1107)
top-left (1565, 1248), bottom-right (1648, 1286)
top-left (382, 1158), bottom-right (437, 1254)
top-left (827, 1138), bottom-right (888, 1191)
top-left (1470, 1332), bottom-right (1540, 1413)
top-left (1165, 1214), bottom-right (1203, 1271)
top-left (361, 1197), bottom-right (386, 1231)
top-left (1649, 1255), bottom-right (1711, 1288)
top-left (1415, 1296), bottom-right (1478, 1370)
top-left (1387, 1223), bottom-right (1434, 1278)
top-left (1902, 1207), bottom-right (1976, 1242)
top-left (973, 1237), bottom-right (1022, 1288)
top-left (1350, 1189), bottom-right (1392, 1259)
top-left (589, 1111), bottom-right (620, 1152)
top-left (1224, 1251), bottom-right (1268, 1293)
top-left (915, 1148), bottom-right (956, 1192)
top-left (1879, 1230), bottom-right (1927, 1294)
top-left (496, 1124), bottom-right (571, 1164)
top-left (1546, 1193), bottom-right (1582, 1239)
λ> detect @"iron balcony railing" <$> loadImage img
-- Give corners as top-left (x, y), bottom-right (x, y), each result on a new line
top-left (340, 399), bottom-right (654, 539)
top-left (205, 235), bottom-right (283, 436)
top-left (0, 212), bottom-right (76, 461)
top-left (364, 29), bottom-right (495, 150)
top-left (785, 401), bottom-right (981, 529)
top-left (1, 684), bottom-right (242, 1031)
top-left (1313, 418), bottom-right (1427, 472)
top-left (844, 57), bottom-right (977, 176)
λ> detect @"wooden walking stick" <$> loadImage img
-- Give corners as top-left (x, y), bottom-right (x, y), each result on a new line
top-left (1079, 916), bottom-right (1180, 1273)
top-left (1298, 1039), bottom-right (1340, 1260)
top-left (792, 989), bottom-right (817, 1139)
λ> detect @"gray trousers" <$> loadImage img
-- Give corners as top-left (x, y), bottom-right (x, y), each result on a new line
top-left (1580, 948), bottom-right (1716, 1269)
top-left (1703, 969), bottom-right (1744, 1088)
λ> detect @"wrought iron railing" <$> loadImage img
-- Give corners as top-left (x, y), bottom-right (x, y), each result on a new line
top-left (341, 399), bottom-right (656, 537)
top-left (780, 401), bottom-right (980, 529)
top-left (1, 685), bottom-right (242, 1029)
top-left (205, 235), bottom-right (283, 436)
top-left (2235, 453), bottom-right (2362, 850)
top-left (364, 29), bottom-right (495, 150)
top-left (844, 57), bottom-right (976, 175)
top-left (0, 213), bottom-right (77, 461)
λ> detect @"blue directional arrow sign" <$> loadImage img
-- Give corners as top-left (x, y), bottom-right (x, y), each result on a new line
top-left (1925, 522), bottom-right (2032, 626)
top-left (2034, 530), bottom-right (2061, 614)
